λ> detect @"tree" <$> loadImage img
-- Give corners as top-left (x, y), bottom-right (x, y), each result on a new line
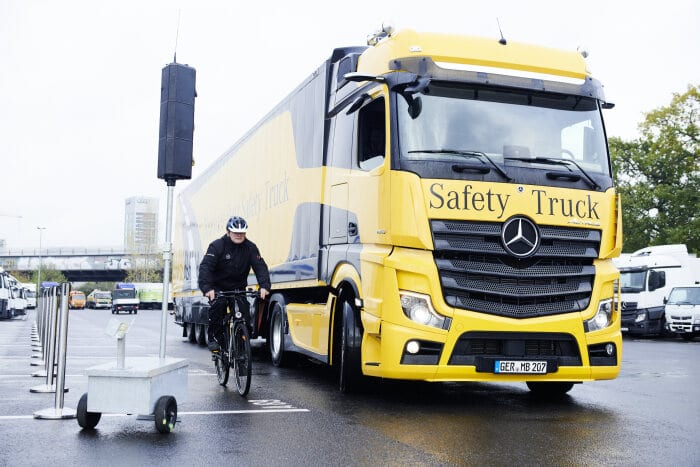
top-left (30, 264), bottom-right (67, 286)
top-left (610, 84), bottom-right (700, 254)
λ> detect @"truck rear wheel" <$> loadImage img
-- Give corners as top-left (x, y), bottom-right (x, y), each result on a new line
top-left (195, 324), bottom-right (207, 346)
top-left (187, 323), bottom-right (197, 343)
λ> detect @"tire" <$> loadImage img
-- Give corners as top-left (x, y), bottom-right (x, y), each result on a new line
top-left (77, 392), bottom-right (101, 429)
top-left (681, 334), bottom-right (695, 341)
top-left (187, 322), bottom-right (197, 343)
top-left (215, 350), bottom-right (229, 386)
top-left (154, 395), bottom-right (177, 434)
top-left (526, 381), bottom-right (575, 396)
top-left (269, 302), bottom-right (288, 367)
top-left (195, 324), bottom-right (207, 346)
top-left (233, 322), bottom-right (252, 397)
top-left (339, 299), bottom-right (363, 393)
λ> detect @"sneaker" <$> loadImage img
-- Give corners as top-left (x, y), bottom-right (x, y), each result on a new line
top-left (207, 340), bottom-right (221, 352)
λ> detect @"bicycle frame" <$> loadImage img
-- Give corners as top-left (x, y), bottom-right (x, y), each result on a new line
top-left (212, 290), bottom-right (257, 396)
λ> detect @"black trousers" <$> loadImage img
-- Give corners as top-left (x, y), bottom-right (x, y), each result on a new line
top-left (207, 296), bottom-right (251, 344)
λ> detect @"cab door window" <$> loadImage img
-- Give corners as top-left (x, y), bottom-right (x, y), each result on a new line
top-left (357, 97), bottom-right (386, 171)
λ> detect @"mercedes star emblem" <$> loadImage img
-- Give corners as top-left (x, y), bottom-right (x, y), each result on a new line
top-left (501, 217), bottom-right (540, 257)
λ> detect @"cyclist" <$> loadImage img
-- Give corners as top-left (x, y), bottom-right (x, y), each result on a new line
top-left (198, 216), bottom-right (271, 352)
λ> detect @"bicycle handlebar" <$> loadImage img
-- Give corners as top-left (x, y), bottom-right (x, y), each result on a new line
top-left (214, 289), bottom-right (260, 298)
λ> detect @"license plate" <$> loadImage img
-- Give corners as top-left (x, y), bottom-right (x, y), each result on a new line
top-left (494, 360), bottom-right (547, 374)
top-left (621, 327), bottom-right (629, 332)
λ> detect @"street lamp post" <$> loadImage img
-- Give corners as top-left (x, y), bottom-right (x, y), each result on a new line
top-left (37, 227), bottom-right (46, 288)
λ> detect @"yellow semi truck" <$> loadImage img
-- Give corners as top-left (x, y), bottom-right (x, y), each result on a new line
top-left (173, 26), bottom-right (622, 394)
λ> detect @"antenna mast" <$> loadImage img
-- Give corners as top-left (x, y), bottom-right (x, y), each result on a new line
top-left (173, 9), bottom-right (181, 63)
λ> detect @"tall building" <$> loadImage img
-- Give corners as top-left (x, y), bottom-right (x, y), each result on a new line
top-left (124, 197), bottom-right (159, 253)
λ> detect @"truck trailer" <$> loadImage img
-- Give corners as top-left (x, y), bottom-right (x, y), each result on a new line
top-left (173, 26), bottom-right (622, 394)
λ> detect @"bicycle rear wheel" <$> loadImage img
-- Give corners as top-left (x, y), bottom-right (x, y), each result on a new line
top-left (233, 322), bottom-right (252, 396)
top-left (214, 329), bottom-right (230, 386)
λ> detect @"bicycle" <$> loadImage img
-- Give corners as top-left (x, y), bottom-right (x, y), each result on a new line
top-left (210, 289), bottom-right (258, 396)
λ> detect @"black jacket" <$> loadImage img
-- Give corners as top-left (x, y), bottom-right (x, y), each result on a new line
top-left (198, 235), bottom-right (271, 294)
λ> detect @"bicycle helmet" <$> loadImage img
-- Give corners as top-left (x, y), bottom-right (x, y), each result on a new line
top-left (226, 216), bottom-right (248, 233)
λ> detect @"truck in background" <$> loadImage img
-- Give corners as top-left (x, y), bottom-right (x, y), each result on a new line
top-left (173, 26), bottom-right (622, 395)
top-left (86, 290), bottom-right (112, 309)
top-left (614, 244), bottom-right (700, 336)
top-left (0, 268), bottom-right (11, 319)
top-left (23, 283), bottom-right (37, 309)
top-left (133, 283), bottom-right (173, 310)
top-left (665, 286), bottom-right (700, 340)
top-left (111, 283), bottom-right (139, 314)
top-left (68, 290), bottom-right (86, 309)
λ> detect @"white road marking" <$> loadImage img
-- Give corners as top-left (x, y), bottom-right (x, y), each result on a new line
top-left (0, 400), bottom-right (309, 420)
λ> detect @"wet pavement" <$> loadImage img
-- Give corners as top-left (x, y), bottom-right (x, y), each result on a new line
top-left (1, 307), bottom-right (699, 466)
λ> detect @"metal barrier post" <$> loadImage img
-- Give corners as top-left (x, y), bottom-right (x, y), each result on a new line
top-left (34, 283), bottom-right (76, 419)
top-left (30, 291), bottom-right (45, 361)
top-left (31, 289), bottom-right (53, 373)
top-left (30, 287), bottom-right (66, 393)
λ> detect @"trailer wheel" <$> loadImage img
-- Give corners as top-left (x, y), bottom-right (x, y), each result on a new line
top-left (269, 302), bottom-right (288, 367)
top-left (195, 324), bottom-right (207, 346)
top-left (154, 396), bottom-right (177, 434)
top-left (339, 299), bottom-right (363, 393)
top-left (187, 323), bottom-right (197, 343)
top-left (77, 392), bottom-right (101, 429)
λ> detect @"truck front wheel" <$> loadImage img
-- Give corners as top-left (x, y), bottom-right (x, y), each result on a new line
top-left (526, 381), bottom-right (575, 397)
top-left (269, 302), bottom-right (288, 367)
top-left (339, 299), bottom-right (362, 393)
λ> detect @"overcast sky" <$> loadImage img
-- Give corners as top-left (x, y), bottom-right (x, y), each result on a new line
top-left (1, 0), bottom-right (698, 251)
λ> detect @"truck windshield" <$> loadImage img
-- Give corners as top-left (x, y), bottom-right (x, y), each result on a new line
top-left (667, 287), bottom-right (700, 305)
top-left (397, 83), bottom-right (610, 176)
top-left (95, 292), bottom-right (111, 299)
top-left (618, 270), bottom-right (647, 293)
top-left (113, 290), bottom-right (136, 299)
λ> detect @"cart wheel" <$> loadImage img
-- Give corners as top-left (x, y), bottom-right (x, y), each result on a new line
top-left (77, 392), bottom-right (101, 429)
top-left (154, 395), bottom-right (177, 433)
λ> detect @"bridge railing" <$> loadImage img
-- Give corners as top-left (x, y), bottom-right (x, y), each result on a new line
top-left (0, 246), bottom-right (131, 257)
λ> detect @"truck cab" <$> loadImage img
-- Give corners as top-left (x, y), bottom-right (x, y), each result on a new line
top-left (111, 283), bottom-right (139, 314)
top-left (68, 291), bottom-right (86, 309)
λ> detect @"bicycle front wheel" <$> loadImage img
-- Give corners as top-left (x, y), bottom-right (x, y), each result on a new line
top-left (233, 322), bottom-right (252, 396)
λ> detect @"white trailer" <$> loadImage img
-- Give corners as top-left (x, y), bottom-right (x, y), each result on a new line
top-left (614, 244), bottom-right (700, 336)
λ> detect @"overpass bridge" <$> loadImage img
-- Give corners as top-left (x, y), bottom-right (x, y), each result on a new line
top-left (0, 246), bottom-right (161, 282)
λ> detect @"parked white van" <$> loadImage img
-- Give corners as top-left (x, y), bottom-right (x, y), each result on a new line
top-left (665, 286), bottom-right (700, 340)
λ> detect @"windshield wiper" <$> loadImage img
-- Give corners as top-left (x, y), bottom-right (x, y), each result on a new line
top-left (504, 156), bottom-right (600, 190)
top-left (407, 149), bottom-right (512, 181)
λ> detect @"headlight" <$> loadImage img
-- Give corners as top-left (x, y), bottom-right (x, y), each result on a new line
top-left (585, 299), bottom-right (613, 332)
top-left (399, 291), bottom-right (448, 330)
top-left (634, 311), bottom-right (647, 323)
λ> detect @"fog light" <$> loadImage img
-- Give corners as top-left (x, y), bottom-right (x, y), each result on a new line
top-left (605, 343), bottom-right (615, 356)
top-left (635, 312), bottom-right (647, 323)
top-left (406, 340), bottom-right (420, 354)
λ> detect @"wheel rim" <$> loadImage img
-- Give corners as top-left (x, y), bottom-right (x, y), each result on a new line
top-left (271, 311), bottom-right (281, 357)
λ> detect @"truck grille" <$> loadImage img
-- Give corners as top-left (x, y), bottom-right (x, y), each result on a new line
top-left (448, 331), bottom-right (582, 366)
top-left (431, 220), bottom-right (600, 319)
